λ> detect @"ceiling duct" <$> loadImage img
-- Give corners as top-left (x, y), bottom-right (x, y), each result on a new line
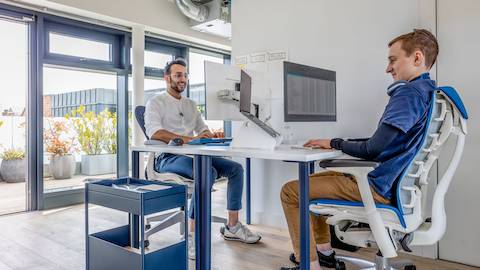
top-left (175, 0), bottom-right (231, 39)
top-left (175, 0), bottom-right (209, 23)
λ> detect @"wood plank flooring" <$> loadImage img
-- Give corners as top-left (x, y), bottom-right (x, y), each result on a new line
top-left (0, 182), bottom-right (478, 270)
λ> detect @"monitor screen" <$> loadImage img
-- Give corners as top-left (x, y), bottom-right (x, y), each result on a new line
top-left (284, 61), bottom-right (336, 122)
top-left (239, 70), bottom-right (252, 113)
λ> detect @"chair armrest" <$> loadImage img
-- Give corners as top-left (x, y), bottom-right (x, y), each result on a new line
top-left (318, 158), bottom-right (397, 257)
top-left (319, 159), bottom-right (379, 169)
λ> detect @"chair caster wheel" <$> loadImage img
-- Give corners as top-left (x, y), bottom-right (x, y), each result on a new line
top-left (335, 261), bottom-right (346, 270)
top-left (404, 265), bottom-right (416, 270)
top-left (144, 240), bottom-right (150, 248)
top-left (145, 224), bottom-right (151, 230)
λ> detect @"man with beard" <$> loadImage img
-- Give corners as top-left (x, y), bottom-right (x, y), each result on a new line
top-left (144, 58), bottom-right (261, 260)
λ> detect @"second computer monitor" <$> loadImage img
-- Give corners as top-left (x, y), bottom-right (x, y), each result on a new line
top-left (239, 70), bottom-right (252, 114)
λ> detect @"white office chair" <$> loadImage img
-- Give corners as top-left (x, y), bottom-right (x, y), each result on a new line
top-left (309, 86), bottom-right (468, 270)
top-left (135, 106), bottom-right (227, 246)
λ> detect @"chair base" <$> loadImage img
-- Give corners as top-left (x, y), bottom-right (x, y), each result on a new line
top-left (336, 254), bottom-right (416, 270)
top-left (145, 211), bottom-right (228, 240)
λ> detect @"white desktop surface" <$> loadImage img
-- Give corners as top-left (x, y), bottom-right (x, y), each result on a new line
top-left (131, 144), bottom-right (342, 162)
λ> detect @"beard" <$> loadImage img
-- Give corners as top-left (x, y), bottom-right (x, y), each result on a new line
top-left (170, 78), bottom-right (186, 94)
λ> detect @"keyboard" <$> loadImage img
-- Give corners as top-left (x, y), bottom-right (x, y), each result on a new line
top-left (241, 112), bottom-right (281, 138)
top-left (187, 138), bottom-right (233, 145)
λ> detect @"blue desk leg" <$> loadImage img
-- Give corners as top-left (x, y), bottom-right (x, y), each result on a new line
top-left (309, 161), bottom-right (315, 174)
top-left (85, 184), bottom-right (89, 269)
top-left (299, 162), bottom-right (310, 270)
top-left (194, 155), bottom-right (212, 270)
top-left (130, 151), bottom-right (140, 248)
top-left (132, 151), bottom-right (140, 178)
top-left (246, 158), bottom-right (251, 225)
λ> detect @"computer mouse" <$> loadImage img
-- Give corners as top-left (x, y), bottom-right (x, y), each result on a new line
top-left (168, 137), bottom-right (184, 146)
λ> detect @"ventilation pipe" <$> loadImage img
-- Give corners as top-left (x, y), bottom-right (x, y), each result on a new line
top-left (175, 0), bottom-right (209, 23)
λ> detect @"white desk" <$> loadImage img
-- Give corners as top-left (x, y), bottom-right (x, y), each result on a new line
top-left (131, 144), bottom-right (342, 270)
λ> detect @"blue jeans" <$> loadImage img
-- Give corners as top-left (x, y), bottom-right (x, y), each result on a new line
top-left (155, 153), bottom-right (244, 219)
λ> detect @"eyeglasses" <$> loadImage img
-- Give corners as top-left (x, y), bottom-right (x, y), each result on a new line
top-left (171, 72), bottom-right (189, 79)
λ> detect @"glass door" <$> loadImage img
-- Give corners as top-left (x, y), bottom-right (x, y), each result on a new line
top-left (42, 66), bottom-right (118, 193)
top-left (41, 26), bottom-right (120, 208)
top-left (0, 16), bottom-right (29, 215)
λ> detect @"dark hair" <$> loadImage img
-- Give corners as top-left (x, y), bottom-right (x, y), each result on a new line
top-left (164, 58), bottom-right (187, 75)
top-left (388, 29), bottom-right (439, 68)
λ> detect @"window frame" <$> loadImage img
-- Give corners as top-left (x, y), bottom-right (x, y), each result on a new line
top-left (43, 18), bottom-right (124, 71)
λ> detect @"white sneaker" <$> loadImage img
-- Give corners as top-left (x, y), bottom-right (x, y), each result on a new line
top-left (188, 233), bottom-right (195, 260)
top-left (220, 222), bottom-right (261, 244)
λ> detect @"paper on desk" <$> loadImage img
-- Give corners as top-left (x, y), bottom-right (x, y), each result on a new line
top-left (137, 184), bottom-right (171, 191)
top-left (290, 145), bottom-right (323, 150)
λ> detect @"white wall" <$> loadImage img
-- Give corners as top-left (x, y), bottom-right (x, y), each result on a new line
top-left (437, 0), bottom-right (480, 267)
top-left (14, 0), bottom-right (230, 50)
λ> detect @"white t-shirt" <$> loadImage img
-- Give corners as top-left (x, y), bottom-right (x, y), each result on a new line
top-left (144, 91), bottom-right (209, 139)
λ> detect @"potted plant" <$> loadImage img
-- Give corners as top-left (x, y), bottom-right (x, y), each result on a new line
top-left (0, 148), bottom-right (26, 183)
top-left (44, 120), bottom-right (76, 179)
top-left (66, 106), bottom-right (116, 175)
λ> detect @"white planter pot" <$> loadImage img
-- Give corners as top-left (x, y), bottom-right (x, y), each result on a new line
top-left (0, 158), bottom-right (26, 183)
top-left (81, 154), bottom-right (116, 176)
top-left (49, 154), bottom-right (76, 180)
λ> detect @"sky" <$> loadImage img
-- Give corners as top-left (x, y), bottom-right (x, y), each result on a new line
top-left (0, 18), bottom-right (224, 113)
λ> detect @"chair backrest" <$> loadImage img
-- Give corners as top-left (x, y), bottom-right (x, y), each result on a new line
top-left (135, 105), bottom-right (149, 140)
top-left (395, 87), bottom-right (468, 231)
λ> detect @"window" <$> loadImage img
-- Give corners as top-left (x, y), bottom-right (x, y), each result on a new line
top-left (49, 32), bottom-right (111, 61)
top-left (42, 67), bottom-right (117, 192)
top-left (145, 50), bottom-right (172, 70)
top-left (188, 50), bottom-right (225, 130)
top-left (43, 20), bottom-right (121, 68)
top-left (130, 48), bottom-right (174, 70)
top-left (40, 18), bottom-right (127, 205)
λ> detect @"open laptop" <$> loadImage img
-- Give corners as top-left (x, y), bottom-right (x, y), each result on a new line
top-left (239, 70), bottom-right (281, 138)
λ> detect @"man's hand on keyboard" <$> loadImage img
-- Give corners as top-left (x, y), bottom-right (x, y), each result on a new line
top-left (212, 128), bottom-right (224, 138)
top-left (196, 130), bottom-right (214, 139)
top-left (303, 139), bottom-right (332, 149)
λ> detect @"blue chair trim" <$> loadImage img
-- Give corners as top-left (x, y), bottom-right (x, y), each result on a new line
top-left (437, 86), bottom-right (469, 119)
top-left (310, 199), bottom-right (407, 228)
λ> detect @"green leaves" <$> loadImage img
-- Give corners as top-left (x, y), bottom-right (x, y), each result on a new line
top-left (66, 105), bottom-right (117, 155)
top-left (1, 148), bottom-right (25, 160)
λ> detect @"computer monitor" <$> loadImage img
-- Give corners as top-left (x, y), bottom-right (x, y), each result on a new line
top-left (283, 61), bottom-right (336, 122)
top-left (239, 70), bottom-right (252, 114)
top-left (239, 70), bottom-right (280, 138)
top-left (204, 61), bottom-right (244, 121)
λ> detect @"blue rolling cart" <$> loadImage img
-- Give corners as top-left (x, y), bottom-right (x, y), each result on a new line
top-left (85, 177), bottom-right (187, 270)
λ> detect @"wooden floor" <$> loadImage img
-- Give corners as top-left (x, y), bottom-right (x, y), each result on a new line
top-left (0, 183), bottom-right (478, 270)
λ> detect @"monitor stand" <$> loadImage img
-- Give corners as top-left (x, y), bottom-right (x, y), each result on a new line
top-left (230, 120), bottom-right (283, 150)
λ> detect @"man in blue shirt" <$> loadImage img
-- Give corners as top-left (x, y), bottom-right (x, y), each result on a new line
top-left (280, 29), bottom-right (439, 270)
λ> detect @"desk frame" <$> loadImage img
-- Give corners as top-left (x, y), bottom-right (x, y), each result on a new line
top-left (131, 146), bottom-right (341, 270)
